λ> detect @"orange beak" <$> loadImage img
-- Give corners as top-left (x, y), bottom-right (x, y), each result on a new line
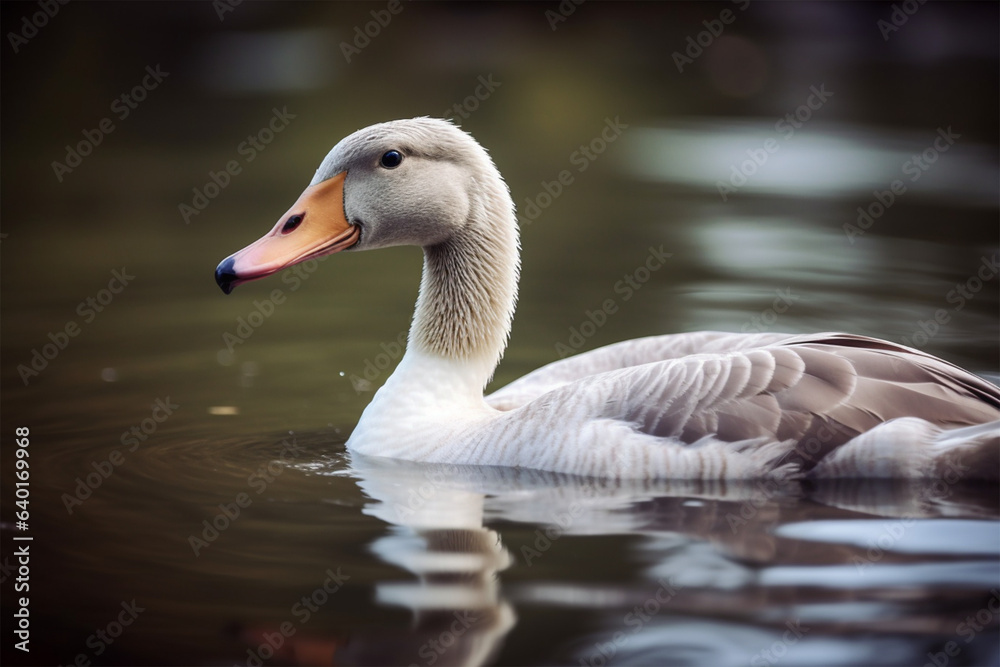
top-left (215, 172), bottom-right (359, 294)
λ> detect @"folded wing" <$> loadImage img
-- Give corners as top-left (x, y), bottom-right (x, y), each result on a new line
top-left (493, 333), bottom-right (999, 475)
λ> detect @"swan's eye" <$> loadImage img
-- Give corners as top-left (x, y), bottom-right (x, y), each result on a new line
top-left (282, 214), bottom-right (304, 234)
top-left (379, 150), bottom-right (403, 169)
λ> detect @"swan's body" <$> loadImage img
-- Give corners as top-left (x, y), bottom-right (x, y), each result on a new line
top-left (216, 118), bottom-right (1000, 480)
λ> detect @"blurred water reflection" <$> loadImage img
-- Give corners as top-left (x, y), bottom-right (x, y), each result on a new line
top-left (312, 456), bottom-right (1000, 666)
top-left (621, 121), bottom-right (998, 204)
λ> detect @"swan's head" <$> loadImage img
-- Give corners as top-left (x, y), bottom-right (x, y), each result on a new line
top-left (215, 117), bottom-right (507, 294)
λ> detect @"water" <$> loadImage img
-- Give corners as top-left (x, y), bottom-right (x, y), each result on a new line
top-left (6, 436), bottom-right (1000, 666)
top-left (2, 3), bottom-right (999, 666)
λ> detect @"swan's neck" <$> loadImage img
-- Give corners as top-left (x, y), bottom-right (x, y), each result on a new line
top-left (349, 182), bottom-right (518, 454)
top-left (349, 161), bottom-right (519, 465)
top-left (408, 183), bottom-right (519, 394)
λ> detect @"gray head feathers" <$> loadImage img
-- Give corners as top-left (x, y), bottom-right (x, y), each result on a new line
top-left (313, 118), bottom-right (521, 370)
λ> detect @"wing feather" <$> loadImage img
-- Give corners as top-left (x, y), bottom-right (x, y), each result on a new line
top-left (486, 332), bottom-right (796, 410)
top-left (500, 332), bottom-right (999, 474)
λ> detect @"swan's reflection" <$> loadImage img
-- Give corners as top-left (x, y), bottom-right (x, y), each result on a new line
top-left (343, 456), bottom-right (516, 667)
top-left (345, 454), bottom-right (998, 667)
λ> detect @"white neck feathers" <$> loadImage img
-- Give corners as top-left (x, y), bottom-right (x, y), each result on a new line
top-left (407, 165), bottom-right (520, 390)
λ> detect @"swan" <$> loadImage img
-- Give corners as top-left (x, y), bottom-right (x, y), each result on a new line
top-left (215, 117), bottom-right (999, 480)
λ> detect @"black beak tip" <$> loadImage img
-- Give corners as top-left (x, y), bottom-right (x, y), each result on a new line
top-left (215, 257), bottom-right (237, 295)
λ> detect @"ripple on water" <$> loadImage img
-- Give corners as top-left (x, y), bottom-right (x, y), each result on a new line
top-left (776, 519), bottom-right (1000, 556)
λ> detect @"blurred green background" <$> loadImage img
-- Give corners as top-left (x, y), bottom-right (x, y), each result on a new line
top-left (5, 2), bottom-right (998, 430)
top-left (3, 2), bottom-right (998, 436)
